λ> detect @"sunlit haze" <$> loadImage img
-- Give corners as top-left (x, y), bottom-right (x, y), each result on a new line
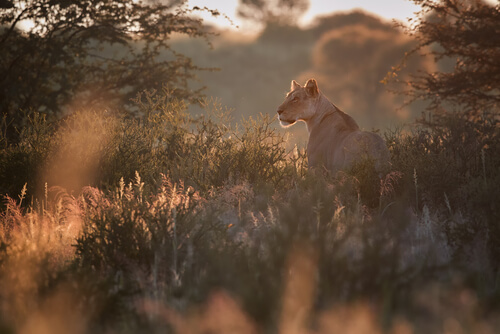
top-left (187, 0), bottom-right (422, 31)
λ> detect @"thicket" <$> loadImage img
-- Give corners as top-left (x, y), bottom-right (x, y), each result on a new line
top-left (1, 0), bottom-right (500, 333)
top-left (1, 88), bottom-right (499, 333)
top-left (0, 0), bottom-right (219, 144)
top-left (0, 91), bottom-right (299, 199)
top-left (388, 0), bottom-right (500, 275)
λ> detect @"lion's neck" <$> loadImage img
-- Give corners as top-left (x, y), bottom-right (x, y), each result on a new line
top-left (305, 94), bottom-right (358, 134)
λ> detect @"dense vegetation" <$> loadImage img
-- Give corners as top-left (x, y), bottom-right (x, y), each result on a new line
top-left (1, 0), bottom-right (499, 333)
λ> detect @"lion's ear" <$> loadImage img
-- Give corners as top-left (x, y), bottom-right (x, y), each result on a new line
top-left (305, 79), bottom-right (319, 97)
top-left (291, 80), bottom-right (301, 91)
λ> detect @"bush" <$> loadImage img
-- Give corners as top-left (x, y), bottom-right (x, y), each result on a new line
top-left (0, 90), bottom-right (304, 201)
top-left (2, 88), bottom-right (500, 333)
top-left (75, 173), bottom-right (234, 301)
top-left (386, 112), bottom-right (500, 273)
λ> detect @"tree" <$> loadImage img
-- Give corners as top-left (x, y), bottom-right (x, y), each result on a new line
top-left (308, 18), bottom-right (429, 128)
top-left (0, 0), bottom-right (217, 142)
top-left (237, 0), bottom-right (309, 26)
top-left (393, 0), bottom-right (500, 116)
top-left (390, 0), bottom-right (500, 271)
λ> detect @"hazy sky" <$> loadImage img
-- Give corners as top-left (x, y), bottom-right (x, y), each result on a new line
top-left (187, 0), bottom-right (422, 30)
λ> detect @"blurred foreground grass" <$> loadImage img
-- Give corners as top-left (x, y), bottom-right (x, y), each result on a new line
top-left (1, 89), bottom-right (500, 333)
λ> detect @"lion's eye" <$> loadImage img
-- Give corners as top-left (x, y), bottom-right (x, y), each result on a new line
top-left (292, 97), bottom-right (299, 103)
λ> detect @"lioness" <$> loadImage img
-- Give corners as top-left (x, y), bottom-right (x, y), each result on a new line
top-left (277, 79), bottom-right (390, 174)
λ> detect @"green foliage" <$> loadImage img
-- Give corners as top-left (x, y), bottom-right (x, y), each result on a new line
top-left (0, 112), bottom-right (52, 197)
top-left (75, 174), bottom-right (232, 301)
top-left (1, 95), bottom-right (500, 331)
top-left (0, 89), bottom-right (301, 199)
top-left (386, 0), bottom-right (500, 273)
top-left (0, 0), bottom-right (216, 143)
top-left (387, 111), bottom-right (500, 271)
top-left (237, 0), bottom-right (310, 26)
top-left (393, 0), bottom-right (500, 114)
top-left (112, 91), bottom-right (300, 192)
top-left (68, 167), bottom-right (422, 330)
top-left (311, 10), bottom-right (395, 35)
top-left (2, 1), bottom-right (500, 331)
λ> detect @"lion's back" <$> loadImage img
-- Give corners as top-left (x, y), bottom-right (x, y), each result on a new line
top-left (341, 131), bottom-right (391, 174)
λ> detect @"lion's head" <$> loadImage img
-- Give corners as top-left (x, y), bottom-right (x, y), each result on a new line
top-left (276, 79), bottom-right (320, 127)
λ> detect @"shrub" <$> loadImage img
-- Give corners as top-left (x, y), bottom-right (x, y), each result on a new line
top-left (0, 89), bottom-right (305, 201)
top-left (75, 173), bottom-right (233, 301)
top-left (2, 89), bottom-right (500, 333)
top-left (386, 112), bottom-right (500, 275)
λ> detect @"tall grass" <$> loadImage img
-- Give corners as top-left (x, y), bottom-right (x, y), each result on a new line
top-left (1, 90), bottom-right (500, 333)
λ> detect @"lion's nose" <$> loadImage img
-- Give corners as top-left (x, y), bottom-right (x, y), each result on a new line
top-left (277, 108), bottom-right (284, 115)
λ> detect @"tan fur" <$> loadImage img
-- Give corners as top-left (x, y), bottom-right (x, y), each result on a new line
top-left (277, 79), bottom-right (390, 174)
